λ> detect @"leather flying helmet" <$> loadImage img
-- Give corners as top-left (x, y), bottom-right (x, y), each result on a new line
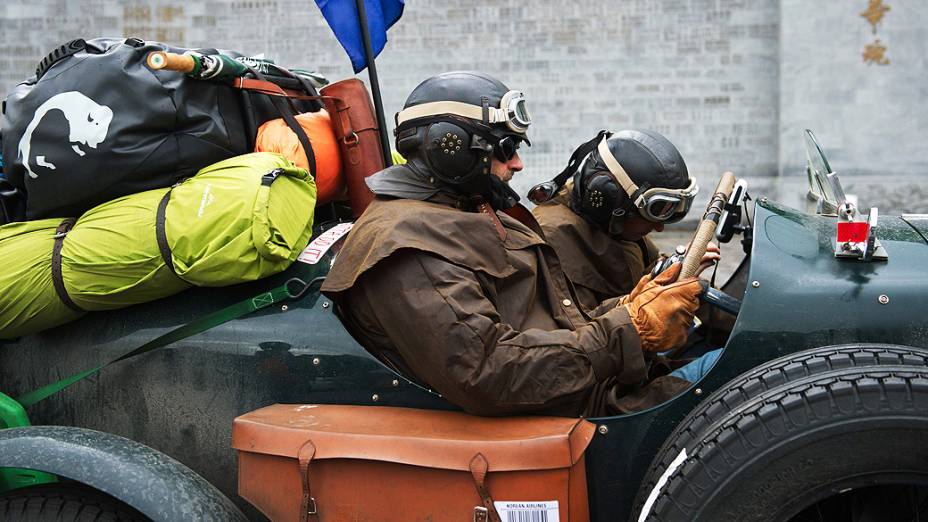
top-left (573, 130), bottom-right (696, 234)
top-left (394, 71), bottom-right (531, 197)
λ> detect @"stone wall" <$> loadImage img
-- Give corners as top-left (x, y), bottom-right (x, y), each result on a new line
top-left (778, 0), bottom-right (928, 213)
top-left (1, 0), bottom-right (924, 213)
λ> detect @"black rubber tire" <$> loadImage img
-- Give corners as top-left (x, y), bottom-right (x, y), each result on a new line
top-left (0, 483), bottom-right (149, 521)
top-left (631, 343), bottom-right (928, 519)
top-left (637, 365), bottom-right (928, 522)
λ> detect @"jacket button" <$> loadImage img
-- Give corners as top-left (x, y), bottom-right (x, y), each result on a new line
top-left (562, 299), bottom-right (572, 307)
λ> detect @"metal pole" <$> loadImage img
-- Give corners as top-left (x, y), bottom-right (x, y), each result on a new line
top-left (354, 0), bottom-right (393, 167)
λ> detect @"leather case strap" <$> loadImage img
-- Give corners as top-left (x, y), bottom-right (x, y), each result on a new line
top-left (469, 453), bottom-right (501, 522)
top-left (298, 440), bottom-right (319, 522)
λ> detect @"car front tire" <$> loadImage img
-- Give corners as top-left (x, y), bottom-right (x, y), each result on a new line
top-left (0, 482), bottom-right (149, 522)
top-left (637, 364), bottom-right (928, 521)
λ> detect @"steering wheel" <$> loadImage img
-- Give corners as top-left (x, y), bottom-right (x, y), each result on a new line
top-left (681, 172), bottom-right (735, 277)
top-left (661, 172), bottom-right (743, 316)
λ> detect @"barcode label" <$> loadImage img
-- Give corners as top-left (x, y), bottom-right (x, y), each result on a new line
top-left (506, 511), bottom-right (547, 522)
top-left (494, 501), bottom-right (559, 522)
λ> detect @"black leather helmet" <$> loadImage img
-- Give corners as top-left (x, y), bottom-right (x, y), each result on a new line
top-left (571, 130), bottom-right (695, 234)
top-left (394, 71), bottom-right (531, 197)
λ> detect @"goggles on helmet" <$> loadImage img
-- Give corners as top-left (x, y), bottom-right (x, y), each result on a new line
top-left (597, 137), bottom-right (698, 223)
top-left (395, 90), bottom-right (532, 135)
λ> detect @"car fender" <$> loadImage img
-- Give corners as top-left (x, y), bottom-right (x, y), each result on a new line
top-left (0, 425), bottom-right (247, 522)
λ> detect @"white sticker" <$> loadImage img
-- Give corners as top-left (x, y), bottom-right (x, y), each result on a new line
top-left (637, 448), bottom-right (688, 522)
top-left (494, 500), bottom-right (559, 522)
top-left (298, 223), bottom-right (353, 265)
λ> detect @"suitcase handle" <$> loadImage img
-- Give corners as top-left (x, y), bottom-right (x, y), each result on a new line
top-left (35, 39), bottom-right (86, 80)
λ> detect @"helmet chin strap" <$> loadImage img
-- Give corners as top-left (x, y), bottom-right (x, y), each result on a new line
top-left (607, 208), bottom-right (627, 236)
top-left (486, 173), bottom-right (521, 210)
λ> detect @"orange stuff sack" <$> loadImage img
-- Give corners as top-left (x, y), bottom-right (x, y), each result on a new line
top-left (256, 110), bottom-right (344, 204)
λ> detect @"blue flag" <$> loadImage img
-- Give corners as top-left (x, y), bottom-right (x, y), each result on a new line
top-left (315, 0), bottom-right (405, 73)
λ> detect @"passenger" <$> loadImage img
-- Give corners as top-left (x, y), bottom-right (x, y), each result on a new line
top-left (530, 130), bottom-right (720, 312)
top-left (322, 72), bottom-right (706, 417)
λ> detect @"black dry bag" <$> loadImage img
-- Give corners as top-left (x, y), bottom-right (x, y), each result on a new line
top-left (1, 37), bottom-right (318, 220)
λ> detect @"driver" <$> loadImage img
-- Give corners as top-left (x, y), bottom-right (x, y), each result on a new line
top-left (530, 130), bottom-right (720, 312)
top-left (321, 71), bottom-right (704, 417)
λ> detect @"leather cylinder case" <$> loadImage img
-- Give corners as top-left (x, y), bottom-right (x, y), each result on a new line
top-left (318, 79), bottom-right (383, 217)
top-left (232, 404), bottom-right (596, 522)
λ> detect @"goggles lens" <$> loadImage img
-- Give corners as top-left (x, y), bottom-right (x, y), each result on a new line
top-left (637, 180), bottom-right (698, 223)
top-left (501, 91), bottom-right (531, 133)
top-left (510, 98), bottom-right (531, 126)
top-left (493, 136), bottom-right (521, 162)
top-left (643, 196), bottom-right (686, 222)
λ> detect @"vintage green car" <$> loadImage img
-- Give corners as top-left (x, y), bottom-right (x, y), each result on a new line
top-left (1, 131), bottom-right (926, 521)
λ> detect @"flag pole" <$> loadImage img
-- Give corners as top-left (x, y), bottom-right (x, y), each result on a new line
top-left (354, 0), bottom-right (394, 167)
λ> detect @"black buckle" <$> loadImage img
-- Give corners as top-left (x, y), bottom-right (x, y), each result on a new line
top-left (261, 168), bottom-right (285, 186)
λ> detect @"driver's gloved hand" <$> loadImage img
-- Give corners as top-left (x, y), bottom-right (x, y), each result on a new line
top-left (622, 267), bottom-right (657, 306)
top-left (622, 263), bottom-right (702, 352)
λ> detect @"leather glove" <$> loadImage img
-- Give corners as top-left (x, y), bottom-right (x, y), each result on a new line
top-left (622, 263), bottom-right (703, 353)
top-left (621, 266), bottom-right (656, 306)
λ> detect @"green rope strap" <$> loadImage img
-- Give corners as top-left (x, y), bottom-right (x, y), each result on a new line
top-left (16, 277), bottom-right (321, 409)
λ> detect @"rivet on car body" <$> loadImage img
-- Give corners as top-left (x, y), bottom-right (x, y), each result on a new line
top-left (372, 394), bottom-right (380, 402)
top-left (752, 281), bottom-right (760, 288)
top-left (878, 294), bottom-right (890, 305)
top-left (322, 302), bottom-right (330, 309)
top-left (761, 197), bottom-right (768, 204)
top-left (392, 380), bottom-right (400, 387)
top-left (281, 305), bottom-right (288, 311)
top-left (694, 388), bottom-right (703, 396)
top-left (598, 425), bottom-right (609, 435)
top-left (312, 357), bottom-right (321, 366)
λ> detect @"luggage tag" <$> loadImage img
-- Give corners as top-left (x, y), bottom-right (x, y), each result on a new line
top-left (493, 500), bottom-right (560, 522)
top-left (298, 222), bottom-right (353, 265)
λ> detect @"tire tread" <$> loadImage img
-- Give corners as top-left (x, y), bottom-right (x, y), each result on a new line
top-left (647, 366), bottom-right (928, 521)
top-left (0, 483), bottom-right (148, 522)
top-left (633, 344), bottom-right (928, 520)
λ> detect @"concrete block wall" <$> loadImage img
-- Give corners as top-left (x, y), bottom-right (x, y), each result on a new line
top-left (1, 0), bottom-right (923, 214)
top-left (778, 0), bottom-right (928, 213)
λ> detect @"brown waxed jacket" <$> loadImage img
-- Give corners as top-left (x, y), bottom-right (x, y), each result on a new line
top-left (533, 191), bottom-right (660, 313)
top-left (321, 193), bottom-right (687, 417)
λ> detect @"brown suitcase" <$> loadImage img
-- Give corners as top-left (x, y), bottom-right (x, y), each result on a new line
top-left (232, 404), bottom-right (596, 522)
top-left (318, 79), bottom-right (383, 217)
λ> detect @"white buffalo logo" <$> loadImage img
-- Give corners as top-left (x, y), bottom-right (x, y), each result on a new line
top-left (18, 91), bottom-right (114, 179)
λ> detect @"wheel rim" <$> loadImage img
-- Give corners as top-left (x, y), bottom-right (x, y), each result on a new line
top-left (785, 473), bottom-right (928, 522)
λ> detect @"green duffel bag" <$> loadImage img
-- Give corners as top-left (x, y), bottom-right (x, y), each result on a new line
top-left (1, 152), bottom-right (316, 337)
top-left (60, 187), bottom-right (192, 310)
top-left (64, 152), bottom-right (316, 310)
top-left (0, 219), bottom-right (84, 338)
